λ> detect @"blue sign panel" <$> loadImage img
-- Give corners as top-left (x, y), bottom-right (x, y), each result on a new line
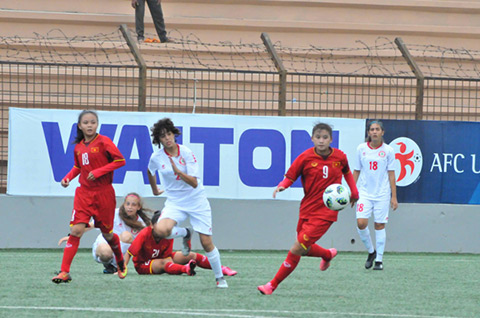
top-left (381, 119), bottom-right (480, 204)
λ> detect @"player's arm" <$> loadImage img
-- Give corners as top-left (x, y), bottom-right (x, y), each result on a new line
top-left (147, 169), bottom-right (164, 196)
top-left (343, 167), bottom-right (359, 207)
top-left (61, 166), bottom-right (80, 187)
top-left (169, 156), bottom-right (198, 188)
top-left (89, 139), bottom-right (126, 180)
top-left (123, 251), bottom-right (132, 267)
top-left (388, 170), bottom-right (398, 210)
top-left (352, 170), bottom-right (360, 183)
top-left (58, 221), bottom-right (94, 245)
top-left (273, 177), bottom-right (294, 198)
top-left (274, 155), bottom-right (303, 198)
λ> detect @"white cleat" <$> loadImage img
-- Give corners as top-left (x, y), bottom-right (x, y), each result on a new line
top-left (216, 277), bottom-right (228, 289)
top-left (182, 227), bottom-right (193, 256)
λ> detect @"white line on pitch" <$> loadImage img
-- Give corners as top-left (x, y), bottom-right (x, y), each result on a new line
top-left (0, 306), bottom-right (467, 318)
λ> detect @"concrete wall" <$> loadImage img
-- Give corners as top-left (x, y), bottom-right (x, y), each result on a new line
top-left (1, 195), bottom-right (478, 253)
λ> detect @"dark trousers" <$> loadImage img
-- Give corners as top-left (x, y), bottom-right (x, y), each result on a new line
top-left (135, 0), bottom-right (167, 40)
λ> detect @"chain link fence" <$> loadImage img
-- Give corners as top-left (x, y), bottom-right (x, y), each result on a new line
top-left (1, 27), bottom-right (480, 192)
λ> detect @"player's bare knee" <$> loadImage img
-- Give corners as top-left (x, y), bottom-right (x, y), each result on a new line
top-left (96, 243), bottom-right (113, 262)
top-left (119, 231), bottom-right (133, 243)
top-left (374, 223), bottom-right (385, 230)
top-left (153, 223), bottom-right (171, 238)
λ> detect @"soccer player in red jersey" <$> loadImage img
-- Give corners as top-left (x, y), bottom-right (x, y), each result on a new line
top-left (52, 110), bottom-right (127, 284)
top-left (123, 211), bottom-right (197, 276)
top-left (122, 211), bottom-right (238, 276)
top-left (258, 123), bottom-right (359, 295)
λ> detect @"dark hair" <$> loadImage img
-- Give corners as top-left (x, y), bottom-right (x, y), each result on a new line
top-left (366, 120), bottom-right (385, 142)
top-left (118, 192), bottom-right (152, 231)
top-left (151, 210), bottom-right (162, 225)
top-left (312, 122), bottom-right (333, 138)
top-left (150, 118), bottom-right (181, 148)
top-left (74, 110), bottom-right (98, 144)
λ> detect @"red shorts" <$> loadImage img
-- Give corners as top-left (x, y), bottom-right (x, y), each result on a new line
top-left (70, 185), bottom-right (116, 233)
top-left (296, 218), bottom-right (333, 250)
top-left (134, 260), bottom-right (154, 275)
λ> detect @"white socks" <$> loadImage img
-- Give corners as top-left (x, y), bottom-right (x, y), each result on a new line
top-left (357, 227), bottom-right (374, 254)
top-left (166, 226), bottom-right (187, 239)
top-left (206, 247), bottom-right (223, 279)
top-left (375, 229), bottom-right (386, 262)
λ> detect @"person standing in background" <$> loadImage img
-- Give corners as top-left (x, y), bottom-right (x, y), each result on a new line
top-left (131, 0), bottom-right (170, 43)
top-left (353, 120), bottom-right (398, 271)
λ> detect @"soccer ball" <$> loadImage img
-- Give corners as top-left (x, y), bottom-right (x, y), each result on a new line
top-left (323, 183), bottom-right (350, 211)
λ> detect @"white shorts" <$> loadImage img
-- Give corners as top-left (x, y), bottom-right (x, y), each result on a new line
top-left (159, 205), bottom-right (213, 235)
top-left (355, 197), bottom-right (390, 223)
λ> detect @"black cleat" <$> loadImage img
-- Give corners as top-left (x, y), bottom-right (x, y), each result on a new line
top-left (365, 250), bottom-right (376, 269)
top-left (373, 261), bottom-right (383, 270)
top-left (103, 262), bottom-right (117, 274)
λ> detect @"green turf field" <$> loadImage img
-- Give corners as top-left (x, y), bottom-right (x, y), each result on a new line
top-left (0, 249), bottom-right (478, 318)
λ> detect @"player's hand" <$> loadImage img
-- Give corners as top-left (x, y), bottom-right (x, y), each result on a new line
top-left (87, 172), bottom-right (96, 181)
top-left (61, 178), bottom-right (70, 188)
top-left (57, 236), bottom-right (69, 246)
top-left (131, 0), bottom-right (138, 8)
top-left (350, 196), bottom-right (358, 208)
top-left (168, 157), bottom-right (180, 173)
top-left (152, 187), bottom-right (164, 196)
top-left (391, 198), bottom-right (398, 211)
top-left (273, 186), bottom-right (285, 198)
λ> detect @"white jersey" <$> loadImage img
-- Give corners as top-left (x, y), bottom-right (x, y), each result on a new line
top-left (148, 144), bottom-right (210, 211)
top-left (354, 142), bottom-right (395, 201)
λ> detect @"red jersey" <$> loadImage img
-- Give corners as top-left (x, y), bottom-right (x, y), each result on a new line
top-left (127, 227), bottom-right (174, 264)
top-left (63, 134), bottom-right (125, 189)
top-left (285, 147), bottom-right (351, 221)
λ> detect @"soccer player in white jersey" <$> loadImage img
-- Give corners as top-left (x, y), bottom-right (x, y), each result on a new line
top-left (147, 118), bottom-right (229, 288)
top-left (353, 120), bottom-right (398, 270)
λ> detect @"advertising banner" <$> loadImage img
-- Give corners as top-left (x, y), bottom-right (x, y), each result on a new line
top-left (8, 108), bottom-right (365, 199)
top-left (382, 119), bottom-right (480, 204)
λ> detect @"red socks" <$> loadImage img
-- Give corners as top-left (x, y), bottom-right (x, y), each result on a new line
top-left (60, 235), bottom-right (80, 272)
top-left (306, 244), bottom-right (332, 259)
top-left (195, 253), bottom-right (212, 269)
top-left (164, 262), bottom-right (187, 275)
top-left (106, 233), bottom-right (124, 264)
top-left (271, 252), bottom-right (301, 288)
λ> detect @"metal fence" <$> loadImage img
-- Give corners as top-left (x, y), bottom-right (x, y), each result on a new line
top-left (2, 27), bottom-right (480, 192)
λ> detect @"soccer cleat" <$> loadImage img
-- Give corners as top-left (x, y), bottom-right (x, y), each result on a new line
top-left (365, 250), bottom-right (377, 269)
top-left (144, 38), bottom-right (154, 43)
top-left (186, 260), bottom-right (197, 276)
top-left (216, 277), bottom-right (228, 288)
top-left (320, 248), bottom-right (337, 271)
top-left (117, 259), bottom-right (127, 279)
top-left (373, 261), bottom-right (383, 270)
top-left (182, 227), bottom-right (193, 256)
top-left (103, 262), bottom-right (117, 274)
top-left (52, 271), bottom-right (72, 284)
top-left (257, 282), bottom-right (274, 295)
top-left (221, 265), bottom-right (238, 276)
